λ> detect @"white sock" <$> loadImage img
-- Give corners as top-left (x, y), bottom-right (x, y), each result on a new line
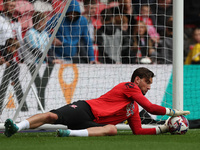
top-left (68, 129), bottom-right (89, 137)
top-left (16, 120), bottom-right (30, 131)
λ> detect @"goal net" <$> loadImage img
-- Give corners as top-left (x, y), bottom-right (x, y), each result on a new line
top-left (0, 0), bottom-right (198, 130)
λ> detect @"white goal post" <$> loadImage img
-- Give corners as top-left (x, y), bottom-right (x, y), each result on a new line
top-left (172, 0), bottom-right (183, 110)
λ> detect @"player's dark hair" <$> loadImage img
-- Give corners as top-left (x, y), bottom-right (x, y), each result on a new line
top-left (131, 67), bottom-right (154, 82)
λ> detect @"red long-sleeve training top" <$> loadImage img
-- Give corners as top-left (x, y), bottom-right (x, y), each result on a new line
top-left (86, 82), bottom-right (166, 135)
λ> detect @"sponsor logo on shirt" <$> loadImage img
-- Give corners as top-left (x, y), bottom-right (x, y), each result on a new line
top-left (126, 102), bottom-right (134, 117)
top-left (125, 83), bottom-right (135, 89)
top-left (70, 104), bottom-right (77, 109)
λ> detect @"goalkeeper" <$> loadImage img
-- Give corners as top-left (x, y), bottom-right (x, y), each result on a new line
top-left (4, 67), bottom-right (190, 137)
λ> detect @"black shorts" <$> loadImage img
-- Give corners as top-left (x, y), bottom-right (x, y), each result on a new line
top-left (50, 100), bottom-right (106, 129)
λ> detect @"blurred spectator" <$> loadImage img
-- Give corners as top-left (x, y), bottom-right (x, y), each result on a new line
top-left (23, 11), bottom-right (62, 65)
top-left (114, 15), bottom-right (134, 64)
top-left (136, 5), bottom-right (160, 44)
top-left (184, 0), bottom-right (200, 57)
top-left (157, 17), bottom-right (173, 64)
top-left (0, 38), bottom-right (20, 85)
top-left (114, 15), bottom-right (129, 32)
top-left (90, 0), bottom-right (108, 29)
top-left (0, 0), bottom-right (24, 61)
top-left (77, 0), bottom-right (98, 63)
top-left (132, 0), bottom-right (156, 14)
top-left (82, 0), bottom-right (97, 42)
top-left (151, 0), bottom-right (172, 36)
top-left (47, 0), bottom-right (96, 63)
top-left (132, 21), bottom-right (156, 64)
top-left (0, 38), bottom-right (28, 111)
top-left (97, 8), bottom-right (129, 64)
top-left (185, 27), bottom-right (200, 64)
top-left (112, 0), bottom-right (136, 35)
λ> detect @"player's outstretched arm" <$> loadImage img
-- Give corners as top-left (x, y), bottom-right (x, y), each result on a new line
top-left (165, 108), bottom-right (190, 117)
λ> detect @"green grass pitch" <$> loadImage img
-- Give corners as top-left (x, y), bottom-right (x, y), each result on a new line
top-left (0, 129), bottom-right (200, 150)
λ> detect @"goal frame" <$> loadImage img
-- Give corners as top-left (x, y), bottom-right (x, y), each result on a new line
top-left (12, 0), bottom-right (72, 122)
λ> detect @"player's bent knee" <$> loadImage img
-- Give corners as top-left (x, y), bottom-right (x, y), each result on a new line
top-left (44, 112), bottom-right (58, 123)
top-left (105, 125), bottom-right (117, 136)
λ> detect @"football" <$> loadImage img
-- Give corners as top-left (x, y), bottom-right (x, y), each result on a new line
top-left (167, 116), bottom-right (189, 135)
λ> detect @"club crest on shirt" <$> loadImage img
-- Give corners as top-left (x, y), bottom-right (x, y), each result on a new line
top-left (126, 102), bottom-right (134, 117)
top-left (125, 83), bottom-right (135, 89)
top-left (70, 104), bottom-right (77, 109)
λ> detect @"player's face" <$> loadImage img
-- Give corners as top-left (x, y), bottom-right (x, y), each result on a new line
top-left (137, 77), bottom-right (152, 95)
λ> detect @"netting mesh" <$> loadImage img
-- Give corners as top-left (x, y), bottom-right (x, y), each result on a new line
top-left (0, 0), bottom-right (69, 122)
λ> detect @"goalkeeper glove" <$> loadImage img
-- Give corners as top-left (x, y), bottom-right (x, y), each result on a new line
top-left (166, 108), bottom-right (190, 117)
top-left (156, 118), bottom-right (170, 134)
top-left (157, 125), bottom-right (169, 134)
